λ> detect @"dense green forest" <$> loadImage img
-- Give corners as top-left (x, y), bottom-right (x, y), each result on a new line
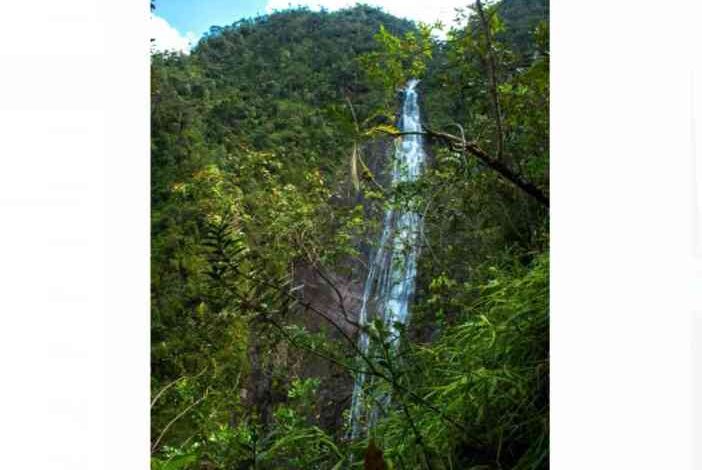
top-left (151, 1), bottom-right (549, 468)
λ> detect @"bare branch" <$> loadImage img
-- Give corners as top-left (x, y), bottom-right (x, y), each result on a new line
top-left (151, 389), bottom-right (209, 453)
top-left (298, 242), bottom-right (361, 329)
top-left (151, 367), bottom-right (208, 409)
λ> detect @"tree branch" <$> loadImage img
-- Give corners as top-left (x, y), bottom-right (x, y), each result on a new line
top-left (151, 367), bottom-right (208, 409)
top-left (383, 128), bottom-right (549, 207)
top-left (151, 389), bottom-right (209, 453)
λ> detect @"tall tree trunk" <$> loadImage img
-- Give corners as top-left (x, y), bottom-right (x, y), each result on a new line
top-left (475, 0), bottom-right (506, 164)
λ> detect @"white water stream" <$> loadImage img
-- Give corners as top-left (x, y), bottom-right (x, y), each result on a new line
top-left (349, 79), bottom-right (426, 438)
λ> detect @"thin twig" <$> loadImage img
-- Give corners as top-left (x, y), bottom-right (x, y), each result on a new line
top-left (151, 367), bottom-right (208, 409)
top-left (151, 389), bottom-right (209, 453)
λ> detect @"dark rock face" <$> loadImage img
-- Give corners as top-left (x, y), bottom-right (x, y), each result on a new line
top-left (293, 264), bottom-right (364, 433)
top-left (294, 264), bottom-right (364, 339)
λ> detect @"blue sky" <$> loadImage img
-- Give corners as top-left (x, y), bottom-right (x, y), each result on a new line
top-left (152, 0), bottom-right (469, 53)
top-left (155, 0), bottom-right (268, 39)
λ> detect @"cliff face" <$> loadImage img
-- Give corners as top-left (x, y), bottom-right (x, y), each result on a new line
top-left (293, 264), bottom-right (363, 431)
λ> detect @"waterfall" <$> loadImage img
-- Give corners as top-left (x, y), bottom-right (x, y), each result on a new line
top-left (349, 79), bottom-right (426, 438)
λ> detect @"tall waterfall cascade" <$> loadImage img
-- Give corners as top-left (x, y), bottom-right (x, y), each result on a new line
top-left (349, 79), bottom-right (426, 438)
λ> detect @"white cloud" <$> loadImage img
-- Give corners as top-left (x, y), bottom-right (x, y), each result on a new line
top-left (265, 0), bottom-right (471, 35)
top-left (151, 15), bottom-right (198, 54)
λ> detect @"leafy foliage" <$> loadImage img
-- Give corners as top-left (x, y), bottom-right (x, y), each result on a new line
top-left (373, 255), bottom-right (549, 469)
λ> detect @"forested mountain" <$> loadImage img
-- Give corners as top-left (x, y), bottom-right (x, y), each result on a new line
top-left (151, 1), bottom-right (548, 468)
top-left (496, 0), bottom-right (549, 61)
